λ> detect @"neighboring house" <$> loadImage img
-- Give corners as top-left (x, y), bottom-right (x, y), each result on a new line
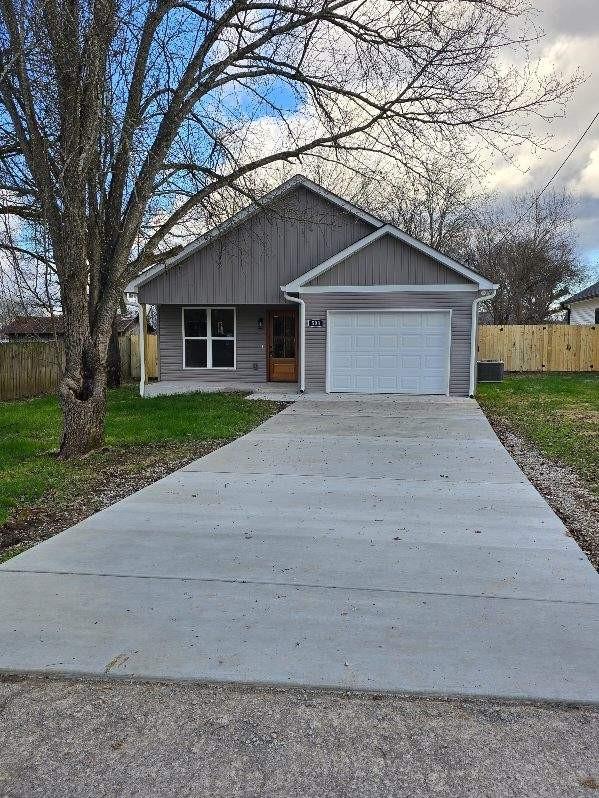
top-left (562, 280), bottom-right (599, 325)
top-left (127, 175), bottom-right (497, 396)
top-left (0, 314), bottom-right (155, 341)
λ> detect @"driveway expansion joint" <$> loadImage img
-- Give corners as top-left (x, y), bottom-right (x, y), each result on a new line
top-left (1, 568), bottom-right (597, 606)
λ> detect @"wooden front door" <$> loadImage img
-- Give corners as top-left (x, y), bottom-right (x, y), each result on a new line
top-left (267, 309), bottom-right (298, 382)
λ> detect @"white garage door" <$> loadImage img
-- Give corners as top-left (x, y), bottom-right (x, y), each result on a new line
top-left (327, 310), bottom-right (450, 394)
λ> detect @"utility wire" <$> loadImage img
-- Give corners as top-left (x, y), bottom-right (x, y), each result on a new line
top-left (537, 110), bottom-right (599, 199)
top-left (493, 110), bottom-right (599, 247)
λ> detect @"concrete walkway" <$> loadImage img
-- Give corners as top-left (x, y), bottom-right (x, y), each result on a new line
top-left (1, 396), bottom-right (598, 702)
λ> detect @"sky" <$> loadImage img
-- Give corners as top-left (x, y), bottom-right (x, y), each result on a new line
top-left (489, 0), bottom-right (599, 281)
top-left (241, 1), bottom-right (599, 286)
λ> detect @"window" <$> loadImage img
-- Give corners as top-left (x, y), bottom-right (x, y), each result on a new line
top-left (595, 308), bottom-right (599, 325)
top-left (183, 307), bottom-right (235, 368)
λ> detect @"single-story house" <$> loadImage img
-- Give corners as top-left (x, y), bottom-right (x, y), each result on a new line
top-left (561, 280), bottom-right (599, 325)
top-left (128, 175), bottom-right (497, 396)
top-left (1, 313), bottom-right (155, 341)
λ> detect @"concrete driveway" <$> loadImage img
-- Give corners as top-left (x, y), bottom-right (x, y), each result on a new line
top-left (1, 396), bottom-right (598, 702)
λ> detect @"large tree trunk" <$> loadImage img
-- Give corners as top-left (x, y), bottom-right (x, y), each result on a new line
top-left (59, 384), bottom-right (107, 458)
top-left (58, 314), bottom-right (111, 458)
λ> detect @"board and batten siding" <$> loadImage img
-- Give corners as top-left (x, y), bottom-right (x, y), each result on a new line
top-left (158, 304), bottom-right (270, 382)
top-left (302, 292), bottom-right (474, 396)
top-left (139, 186), bottom-right (375, 306)
top-left (308, 234), bottom-right (472, 287)
top-left (570, 298), bottom-right (599, 325)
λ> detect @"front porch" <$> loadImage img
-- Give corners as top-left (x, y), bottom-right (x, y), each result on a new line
top-left (143, 380), bottom-right (301, 402)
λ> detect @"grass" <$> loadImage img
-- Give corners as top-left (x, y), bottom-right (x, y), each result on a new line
top-left (477, 373), bottom-right (599, 494)
top-left (0, 386), bottom-right (280, 527)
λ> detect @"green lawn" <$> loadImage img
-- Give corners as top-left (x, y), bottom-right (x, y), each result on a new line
top-left (0, 386), bottom-right (280, 528)
top-left (477, 373), bottom-right (599, 494)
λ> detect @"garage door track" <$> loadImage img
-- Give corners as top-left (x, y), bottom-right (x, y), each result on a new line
top-left (1, 396), bottom-right (598, 702)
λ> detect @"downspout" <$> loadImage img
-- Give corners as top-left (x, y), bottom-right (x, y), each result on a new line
top-left (284, 291), bottom-right (305, 392)
top-left (137, 299), bottom-right (146, 398)
top-left (469, 289), bottom-right (496, 397)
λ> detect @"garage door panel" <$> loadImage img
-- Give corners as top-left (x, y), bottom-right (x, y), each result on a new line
top-left (400, 336), bottom-right (426, 349)
top-left (331, 336), bottom-right (353, 353)
top-left (400, 355), bottom-right (421, 369)
top-left (355, 334), bottom-right (377, 350)
top-left (379, 315), bottom-right (401, 329)
top-left (355, 375), bottom-right (374, 391)
top-left (425, 355), bottom-right (445, 369)
top-left (425, 332), bottom-right (446, 344)
top-left (425, 314), bottom-right (447, 329)
top-left (329, 311), bottom-right (450, 395)
top-left (356, 313), bottom-right (377, 328)
top-left (333, 354), bottom-right (354, 369)
top-left (355, 355), bottom-right (377, 369)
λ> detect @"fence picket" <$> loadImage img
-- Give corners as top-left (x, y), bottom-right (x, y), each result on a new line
top-left (0, 335), bottom-right (158, 401)
top-left (478, 325), bottom-right (599, 372)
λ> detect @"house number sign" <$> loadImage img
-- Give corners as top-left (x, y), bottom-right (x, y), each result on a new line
top-left (307, 319), bottom-right (325, 327)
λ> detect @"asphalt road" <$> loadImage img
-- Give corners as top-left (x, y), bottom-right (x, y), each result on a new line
top-left (0, 678), bottom-right (598, 798)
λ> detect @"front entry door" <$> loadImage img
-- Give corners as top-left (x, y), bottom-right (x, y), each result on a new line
top-left (268, 309), bottom-right (298, 382)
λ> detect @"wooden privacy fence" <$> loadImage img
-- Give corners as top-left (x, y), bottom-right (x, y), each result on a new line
top-left (0, 341), bottom-right (64, 401)
top-left (0, 335), bottom-right (158, 401)
top-left (478, 325), bottom-right (599, 372)
top-left (129, 334), bottom-right (158, 382)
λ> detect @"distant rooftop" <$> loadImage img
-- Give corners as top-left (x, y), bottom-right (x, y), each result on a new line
top-left (1, 313), bottom-right (152, 338)
top-left (563, 280), bottom-right (599, 305)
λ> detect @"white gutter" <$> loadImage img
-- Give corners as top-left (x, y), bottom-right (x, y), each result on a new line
top-left (137, 300), bottom-right (146, 398)
top-left (283, 291), bottom-right (305, 392)
top-left (469, 290), bottom-right (496, 397)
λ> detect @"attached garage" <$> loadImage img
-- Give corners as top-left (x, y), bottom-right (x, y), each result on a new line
top-left (327, 310), bottom-right (451, 394)
top-left (282, 221), bottom-right (498, 397)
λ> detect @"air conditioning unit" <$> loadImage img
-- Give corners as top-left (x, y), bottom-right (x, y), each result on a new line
top-left (477, 360), bottom-right (504, 382)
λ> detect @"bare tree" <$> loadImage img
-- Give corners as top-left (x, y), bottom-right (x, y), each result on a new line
top-left (468, 191), bottom-right (587, 324)
top-left (0, 0), bottom-right (573, 455)
top-left (0, 213), bottom-right (59, 316)
top-left (341, 156), bottom-right (479, 260)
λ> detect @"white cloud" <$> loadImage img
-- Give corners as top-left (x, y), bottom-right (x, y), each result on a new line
top-left (570, 145), bottom-right (599, 197)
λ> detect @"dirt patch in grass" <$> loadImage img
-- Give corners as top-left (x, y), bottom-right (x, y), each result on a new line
top-left (486, 413), bottom-right (599, 572)
top-left (0, 439), bottom-right (224, 559)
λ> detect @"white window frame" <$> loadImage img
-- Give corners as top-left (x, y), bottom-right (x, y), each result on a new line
top-left (182, 306), bottom-right (236, 370)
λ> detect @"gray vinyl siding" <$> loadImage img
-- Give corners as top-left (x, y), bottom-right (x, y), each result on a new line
top-left (303, 292), bottom-right (475, 396)
top-left (158, 304), bottom-right (271, 382)
top-left (139, 186), bottom-right (375, 305)
top-left (309, 234), bottom-right (472, 286)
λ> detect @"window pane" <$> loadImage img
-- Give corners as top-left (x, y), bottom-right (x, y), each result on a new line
top-left (211, 308), bottom-right (234, 338)
top-left (212, 339), bottom-right (234, 367)
top-left (272, 313), bottom-right (295, 358)
top-left (185, 338), bottom-right (207, 367)
top-left (184, 308), bottom-right (207, 337)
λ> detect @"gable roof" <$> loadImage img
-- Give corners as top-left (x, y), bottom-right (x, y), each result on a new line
top-left (282, 224), bottom-right (497, 291)
top-left (127, 174), bottom-right (496, 294)
top-left (562, 280), bottom-right (599, 305)
top-left (126, 174), bottom-right (381, 293)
